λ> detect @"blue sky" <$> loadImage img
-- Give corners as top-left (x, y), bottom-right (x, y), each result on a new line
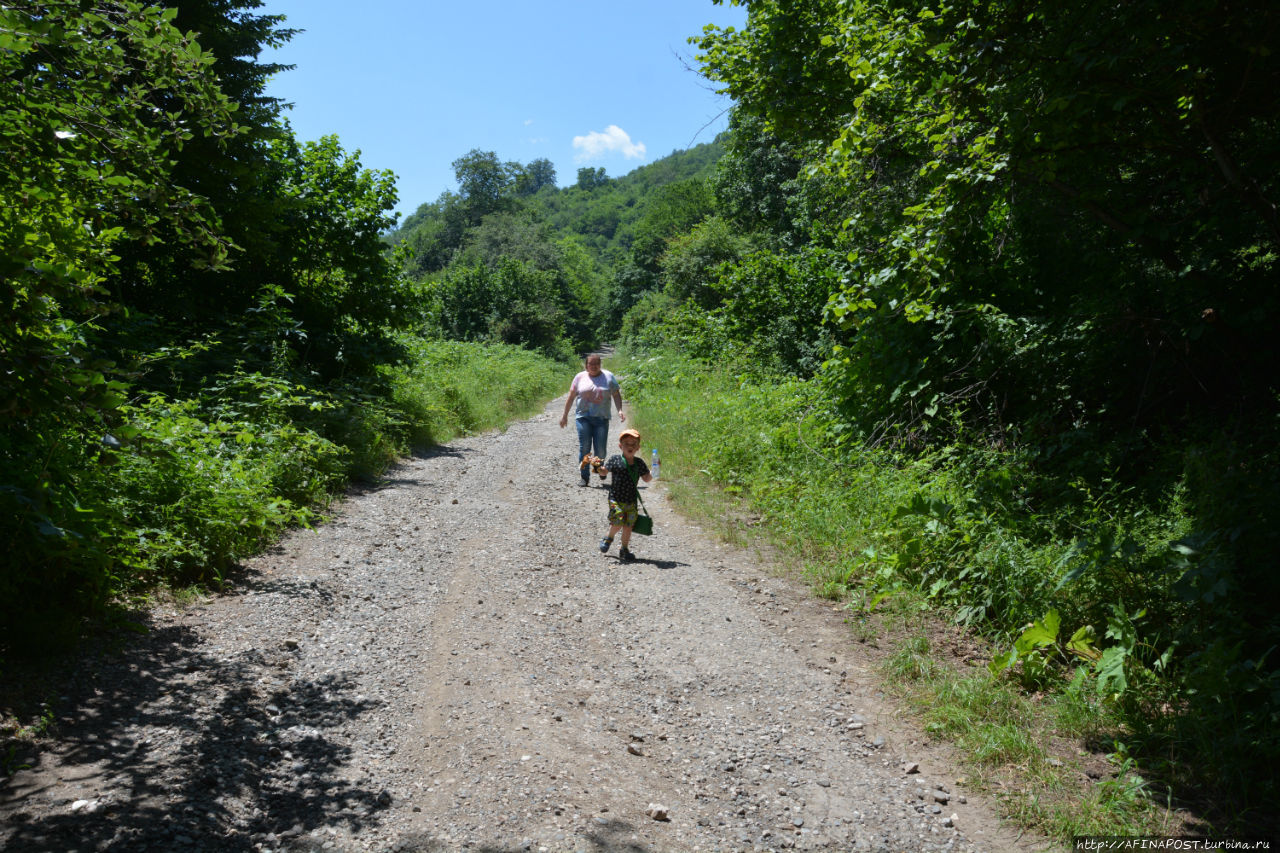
top-left (257, 1), bottom-right (747, 221)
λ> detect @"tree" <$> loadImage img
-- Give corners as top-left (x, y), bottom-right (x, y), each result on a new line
top-left (266, 134), bottom-right (404, 376)
top-left (452, 149), bottom-right (517, 224)
top-left (576, 167), bottom-right (609, 190)
top-left (108, 0), bottom-right (297, 324)
top-left (1, 1), bottom-right (244, 427)
top-left (396, 193), bottom-right (469, 276)
top-left (630, 178), bottom-right (716, 274)
top-left (660, 216), bottom-right (752, 309)
top-left (456, 211), bottom-right (563, 272)
top-left (698, 0), bottom-right (1280, 435)
top-left (515, 158), bottom-right (557, 195)
top-left (0, 0), bottom-right (252, 628)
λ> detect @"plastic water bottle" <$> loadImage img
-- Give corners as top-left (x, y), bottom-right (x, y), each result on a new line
top-left (651, 447), bottom-right (660, 479)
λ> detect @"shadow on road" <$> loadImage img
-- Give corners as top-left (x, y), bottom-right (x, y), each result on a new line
top-left (607, 555), bottom-right (689, 571)
top-left (0, 575), bottom-right (388, 851)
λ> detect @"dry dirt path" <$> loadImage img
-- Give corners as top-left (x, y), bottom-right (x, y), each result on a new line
top-left (0, 397), bottom-right (1052, 853)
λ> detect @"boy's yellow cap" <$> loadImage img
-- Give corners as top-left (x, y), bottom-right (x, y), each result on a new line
top-left (619, 428), bottom-right (641, 442)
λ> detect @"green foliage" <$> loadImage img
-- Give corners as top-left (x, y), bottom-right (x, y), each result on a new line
top-left (427, 259), bottom-right (574, 357)
top-left (713, 111), bottom-right (848, 249)
top-left (0, 335), bottom-right (565, 651)
top-left (576, 167), bottom-right (609, 191)
top-left (687, 3), bottom-right (1280, 819)
top-left (386, 338), bottom-right (566, 447)
top-left (624, 245), bottom-right (844, 378)
top-left (629, 178), bottom-right (717, 275)
top-left (712, 247), bottom-right (842, 375)
top-left (619, 291), bottom-right (688, 354)
top-left (700, 0), bottom-right (1280, 444)
top-left (658, 215), bottom-right (752, 309)
top-left (388, 140), bottom-right (727, 342)
top-left (451, 148), bottom-right (520, 224)
top-left (1, 0), bottom-right (243, 431)
top-left (98, 391), bottom-right (342, 583)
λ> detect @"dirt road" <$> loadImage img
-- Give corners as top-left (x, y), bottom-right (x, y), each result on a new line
top-left (0, 397), bottom-right (1048, 852)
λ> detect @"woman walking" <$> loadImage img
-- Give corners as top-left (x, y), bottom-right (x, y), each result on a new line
top-left (559, 353), bottom-right (626, 486)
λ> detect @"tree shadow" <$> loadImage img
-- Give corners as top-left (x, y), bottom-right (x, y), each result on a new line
top-left (343, 445), bottom-right (475, 494)
top-left (0, 613), bottom-right (387, 851)
top-left (409, 444), bottom-right (471, 463)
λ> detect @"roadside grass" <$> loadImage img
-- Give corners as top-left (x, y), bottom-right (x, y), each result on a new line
top-left (612, 348), bottom-right (1188, 843)
top-left (387, 337), bottom-right (566, 450)
top-left (880, 623), bottom-right (1173, 838)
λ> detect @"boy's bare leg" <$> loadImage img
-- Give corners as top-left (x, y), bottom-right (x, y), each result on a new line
top-left (619, 526), bottom-right (632, 548)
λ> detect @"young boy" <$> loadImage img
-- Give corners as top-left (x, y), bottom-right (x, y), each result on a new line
top-left (598, 428), bottom-right (652, 563)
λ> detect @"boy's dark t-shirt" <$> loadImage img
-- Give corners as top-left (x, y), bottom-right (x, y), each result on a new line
top-left (604, 454), bottom-right (649, 503)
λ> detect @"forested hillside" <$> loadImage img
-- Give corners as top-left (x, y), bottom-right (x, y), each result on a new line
top-left (4, 0), bottom-right (1277, 839)
top-left (386, 140), bottom-right (724, 353)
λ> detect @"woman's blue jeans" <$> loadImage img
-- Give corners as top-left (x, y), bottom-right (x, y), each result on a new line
top-left (575, 416), bottom-right (610, 482)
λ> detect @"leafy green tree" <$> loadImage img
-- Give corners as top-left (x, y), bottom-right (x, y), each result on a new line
top-left (714, 111), bottom-right (846, 249)
top-left (0, 0), bottom-right (246, 426)
top-left (573, 203), bottom-right (623, 241)
top-left (396, 193), bottom-right (469, 276)
top-left (452, 148), bottom-right (518, 224)
top-left (711, 247), bottom-right (842, 375)
top-left (699, 0), bottom-right (1280, 435)
top-left (265, 134), bottom-right (404, 375)
top-left (629, 178), bottom-right (716, 275)
top-left (456, 211), bottom-right (563, 272)
top-left (555, 236), bottom-right (608, 351)
top-left (659, 215), bottom-right (752, 309)
top-left (514, 158), bottom-right (557, 195)
top-left (489, 300), bottom-right (566, 358)
top-left (432, 258), bottom-right (563, 351)
top-left (108, 0), bottom-right (296, 325)
top-left (576, 167), bottom-right (609, 190)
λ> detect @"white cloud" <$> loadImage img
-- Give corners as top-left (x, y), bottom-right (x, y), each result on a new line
top-left (524, 119), bottom-right (535, 126)
top-left (572, 125), bottom-right (647, 162)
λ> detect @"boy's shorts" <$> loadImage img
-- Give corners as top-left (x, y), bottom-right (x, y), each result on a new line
top-left (608, 500), bottom-right (639, 528)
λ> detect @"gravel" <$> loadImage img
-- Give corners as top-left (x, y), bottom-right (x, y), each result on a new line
top-left (0, 398), bottom-right (1048, 852)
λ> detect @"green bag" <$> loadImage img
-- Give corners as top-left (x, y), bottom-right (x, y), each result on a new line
top-left (629, 461), bottom-right (654, 535)
top-left (632, 512), bottom-right (653, 536)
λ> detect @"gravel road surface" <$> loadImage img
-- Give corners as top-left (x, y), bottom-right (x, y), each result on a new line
top-left (0, 397), bottom-right (1050, 852)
